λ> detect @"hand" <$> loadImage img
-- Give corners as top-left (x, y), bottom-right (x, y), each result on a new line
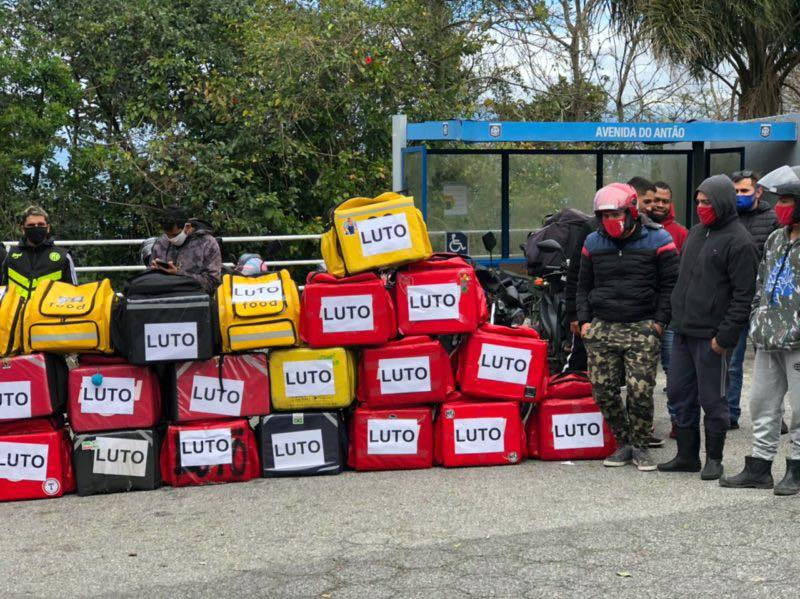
top-left (570, 321), bottom-right (580, 335)
top-left (580, 323), bottom-right (591, 337)
top-left (152, 260), bottom-right (179, 275)
top-left (653, 322), bottom-right (663, 336)
top-left (710, 337), bottom-right (725, 355)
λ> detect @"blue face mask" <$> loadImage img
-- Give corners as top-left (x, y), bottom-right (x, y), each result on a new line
top-left (736, 193), bottom-right (755, 211)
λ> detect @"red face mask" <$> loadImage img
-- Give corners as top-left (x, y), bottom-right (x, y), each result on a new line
top-left (775, 203), bottom-right (796, 227)
top-left (603, 215), bottom-right (627, 238)
top-left (696, 204), bottom-right (717, 226)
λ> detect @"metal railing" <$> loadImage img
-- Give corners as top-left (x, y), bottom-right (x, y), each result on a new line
top-left (2, 228), bottom-right (528, 274)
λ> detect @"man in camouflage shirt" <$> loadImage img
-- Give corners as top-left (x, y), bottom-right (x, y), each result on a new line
top-left (721, 174), bottom-right (800, 495)
top-left (150, 206), bottom-right (222, 294)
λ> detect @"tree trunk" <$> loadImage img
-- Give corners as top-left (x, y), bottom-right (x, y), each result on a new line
top-left (737, 71), bottom-right (783, 119)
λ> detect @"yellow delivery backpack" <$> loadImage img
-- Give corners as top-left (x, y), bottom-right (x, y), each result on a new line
top-left (320, 192), bottom-right (432, 277)
top-left (0, 286), bottom-right (25, 357)
top-left (217, 270), bottom-right (300, 353)
top-left (22, 279), bottom-right (116, 354)
top-left (269, 347), bottom-right (355, 410)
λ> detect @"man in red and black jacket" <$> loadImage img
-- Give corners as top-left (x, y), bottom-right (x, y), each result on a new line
top-left (577, 183), bottom-right (679, 472)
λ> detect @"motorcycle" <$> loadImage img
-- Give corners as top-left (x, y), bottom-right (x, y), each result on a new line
top-left (528, 238), bottom-right (571, 373)
top-left (475, 232), bottom-right (536, 328)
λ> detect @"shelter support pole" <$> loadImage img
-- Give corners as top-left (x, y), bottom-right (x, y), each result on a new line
top-left (392, 114), bottom-right (408, 192)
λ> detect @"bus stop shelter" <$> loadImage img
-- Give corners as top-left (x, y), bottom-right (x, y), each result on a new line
top-left (392, 116), bottom-right (797, 261)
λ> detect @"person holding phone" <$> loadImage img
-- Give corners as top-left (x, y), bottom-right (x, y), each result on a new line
top-left (149, 206), bottom-right (222, 294)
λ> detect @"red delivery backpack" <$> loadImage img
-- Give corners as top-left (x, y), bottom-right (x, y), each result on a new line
top-left (0, 354), bottom-right (68, 422)
top-left (457, 324), bottom-right (548, 402)
top-left (172, 354), bottom-right (270, 422)
top-left (68, 356), bottom-right (161, 433)
top-left (0, 418), bottom-right (75, 502)
top-left (434, 394), bottom-right (524, 467)
top-left (160, 419), bottom-right (260, 487)
top-left (358, 336), bottom-right (454, 407)
top-left (300, 272), bottom-right (396, 348)
top-left (395, 254), bottom-right (487, 336)
top-left (544, 371), bottom-right (592, 400)
top-left (533, 397), bottom-right (616, 461)
top-left (348, 405), bottom-right (434, 471)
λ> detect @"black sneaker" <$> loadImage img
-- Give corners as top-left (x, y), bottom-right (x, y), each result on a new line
top-left (647, 434), bottom-right (665, 448)
top-left (632, 447), bottom-right (657, 471)
top-left (603, 445), bottom-right (632, 467)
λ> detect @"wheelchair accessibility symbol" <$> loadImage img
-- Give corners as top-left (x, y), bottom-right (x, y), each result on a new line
top-left (446, 232), bottom-right (469, 255)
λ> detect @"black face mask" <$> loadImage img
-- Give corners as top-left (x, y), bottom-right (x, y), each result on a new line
top-left (648, 211), bottom-right (666, 223)
top-left (24, 226), bottom-right (48, 245)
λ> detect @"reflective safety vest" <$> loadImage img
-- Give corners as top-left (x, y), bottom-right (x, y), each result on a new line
top-left (3, 243), bottom-right (73, 299)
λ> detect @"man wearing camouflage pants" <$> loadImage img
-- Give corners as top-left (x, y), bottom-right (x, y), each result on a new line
top-left (578, 183), bottom-right (679, 471)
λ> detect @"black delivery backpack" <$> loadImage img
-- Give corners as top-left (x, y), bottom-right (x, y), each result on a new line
top-left (72, 428), bottom-right (161, 496)
top-left (112, 271), bottom-right (216, 365)
top-left (524, 208), bottom-right (591, 276)
top-left (256, 411), bottom-right (347, 477)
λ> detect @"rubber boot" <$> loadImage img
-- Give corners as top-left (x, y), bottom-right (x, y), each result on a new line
top-left (774, 458), bottom-right (800, 496)
top-left (719, 456), bottom-right (773, 489)
top-left (701, 428), bottom-right (725, 480)
top-left (658, 427), bottom-right (701, 472)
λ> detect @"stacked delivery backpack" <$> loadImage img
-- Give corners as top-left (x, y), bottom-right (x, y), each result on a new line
top-left (525, 371), bottom-right (616, 461)
top-left (68, 355), bottom-right (163, 496)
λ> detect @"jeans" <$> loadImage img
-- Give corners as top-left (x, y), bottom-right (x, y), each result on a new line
top-left (725, 329), bottom-right (748, 425)
top-left (667, 334), bottom-right (730, 434)
top-left (661, 328), bottom-right (676, 421)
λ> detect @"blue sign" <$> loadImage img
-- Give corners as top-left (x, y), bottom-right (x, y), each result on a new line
top-left (407, 120), bottom-right (797, 144)
top-left (446, 232), bottom-right (469, 255)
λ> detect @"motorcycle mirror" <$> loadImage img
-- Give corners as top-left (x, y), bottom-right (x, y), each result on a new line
top-left (537, 239), bottom-right (564, 253)
top-left (482, 232), bottom-right (497, 253)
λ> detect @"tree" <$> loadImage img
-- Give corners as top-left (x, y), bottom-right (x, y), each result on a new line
top-left (611, 0), bottom-right (800, 119)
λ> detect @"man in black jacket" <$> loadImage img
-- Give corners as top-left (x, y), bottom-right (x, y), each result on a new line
top-left (0, 206), bottom-right (77, 298)
top-left (578, 183), bottom-right (679, 471)
top-left (725, 170), bottom-right (780, 428)
top-left (659, 175), bottom-right (758, 480)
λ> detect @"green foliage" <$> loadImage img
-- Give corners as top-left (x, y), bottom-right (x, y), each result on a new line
top-left (1, 0), bottom-right (499, 276)
top-left (610, 0), bottom-right (800, 118)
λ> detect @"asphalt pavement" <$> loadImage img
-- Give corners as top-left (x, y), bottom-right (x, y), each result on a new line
top-left (2, 349), bottom-right (799, 598)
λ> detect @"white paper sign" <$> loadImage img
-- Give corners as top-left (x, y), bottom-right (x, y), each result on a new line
top-left (144, 322), bottom-right (198, 361)
top-left (232, 280), bottom-right (283, 305)
top-left (552, 412), bottom-right (605, 450)
top-left (189, 375), bottom-right (245, 417)
top-left (443, 184), bottom-right (469, 216)
top-left (321, 295), bottom-right (374, 333)
top-left (378, 356), bottom-right (431, 395)
top-left (272, 429), bottom-right (325, 470)
top-left (0, 441), bottom-right (49, 482)
top-left (179, 428), bottom-right (232, 467)
top-left (92, 437), bottom-right (149, 477)
top-left (0, 381), bottom-right (32, 420)
top-left (407, 283), bottom-right (460, 322)
top-left (283, 360), bottom-right (335, 398)
top-left (367, 419), bottom-right (420, 455)
top-left (453, 417), bottom-right (506, 455)
top-left (358, 213), bottom-right (413, 257)
top-left (79, 377), bottom-right (136, 415)
top-left (477, 343), bottom-right (532, 385)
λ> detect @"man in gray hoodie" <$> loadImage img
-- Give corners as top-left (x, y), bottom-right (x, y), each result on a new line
top-left (720, 172), bottom-right (800, 495)
top-left (658, 175), bottom-right (758, 480)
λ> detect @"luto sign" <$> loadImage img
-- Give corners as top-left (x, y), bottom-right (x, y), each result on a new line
top-left (358, 213), bottom-right (412, 257)
top-left (144, 322), bottom-right (198, 361)
top-left (551, 412), bottom-right (605, 450)
top-left (320, 295), bottom-right (374, 333)
top-left (0, 381), bottom-right (32, 420)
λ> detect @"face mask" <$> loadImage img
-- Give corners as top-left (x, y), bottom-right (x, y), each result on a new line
top-left (697, 205), bottom-right (717, 227)
top-left (168, 229), bottom-right (188, 247)
top-left (649, 211), bottom-right (666, 223)
top-left (736, 193), bottom-right (755, 212)
top-left (775, 204), bottom-right (796, 227)
top-left (24, 226), bottom-right (48, 245)
top-left (603, 216), bottom-right (627, 238)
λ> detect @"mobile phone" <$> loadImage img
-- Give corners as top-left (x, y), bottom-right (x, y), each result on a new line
top-left (154, 259), bottom-right (170, 269)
